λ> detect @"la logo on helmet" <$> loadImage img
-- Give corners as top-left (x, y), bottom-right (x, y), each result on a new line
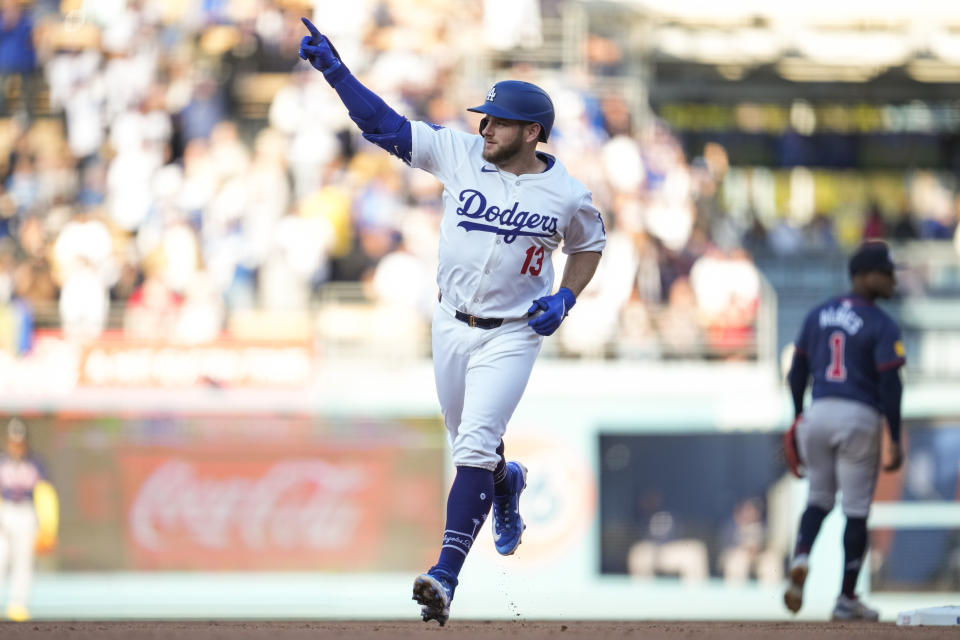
top-left (486, 86), bottom-right (496, 101)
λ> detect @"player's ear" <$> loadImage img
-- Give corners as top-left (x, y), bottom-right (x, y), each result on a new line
top-left (526, 122), bottom-right (542, 143)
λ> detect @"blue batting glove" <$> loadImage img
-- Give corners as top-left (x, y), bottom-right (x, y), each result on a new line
top-left (526, 287), bottom-right (576, 336)
top-left (298, 17), bottom-right (342, 75)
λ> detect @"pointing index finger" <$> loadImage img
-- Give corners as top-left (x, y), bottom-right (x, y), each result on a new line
top-left (301, 17), bottom-right (321, 41)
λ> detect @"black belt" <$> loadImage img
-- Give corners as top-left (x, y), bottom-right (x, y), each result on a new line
top-left (439, 293), bottom-right (504, 329)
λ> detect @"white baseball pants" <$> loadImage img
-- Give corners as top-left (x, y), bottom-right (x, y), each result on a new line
top-left (0, 501), bottom-right (38, 609)
top-left (432, 300), bottom-right (543, 470)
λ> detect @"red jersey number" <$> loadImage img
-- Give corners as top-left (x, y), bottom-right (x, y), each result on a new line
top-left (826, 331), bottom-right (847, 382)
top-left (520, 246), bottom-right (544, 276)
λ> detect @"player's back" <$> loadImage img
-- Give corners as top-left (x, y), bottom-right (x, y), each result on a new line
top-left (796, 294), bottom-right (904, 411)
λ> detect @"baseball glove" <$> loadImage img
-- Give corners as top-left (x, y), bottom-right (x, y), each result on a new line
top-left (33, 480), bottom-right (59, 554)
top-left (783, 415), bottom-right (805, 478)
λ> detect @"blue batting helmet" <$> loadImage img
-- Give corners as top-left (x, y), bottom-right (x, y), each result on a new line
top-left (467, 80), bottom-right (554, 142)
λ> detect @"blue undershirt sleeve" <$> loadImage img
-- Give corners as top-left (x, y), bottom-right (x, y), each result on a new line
top-left (878, 368), bottom-right (903, 443)
top-left (786, 350), bottom-right (809, 418)
top-left (323, 64), bottom-right (412, 164)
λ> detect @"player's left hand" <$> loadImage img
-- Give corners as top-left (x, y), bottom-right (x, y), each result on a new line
top-left (527, 287), bottom-right (576, 336)
top-left (883, 441), bottom-right (904, 472)
top-left (783, 415), bottom-right (805, 478)
top-left (298, 17), bottom-right (342, 74)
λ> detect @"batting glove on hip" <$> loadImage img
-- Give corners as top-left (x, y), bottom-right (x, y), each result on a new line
top-left (299, 17), bottom-right (343, 76)
top-left (527, 287), bottom-right (576, 336)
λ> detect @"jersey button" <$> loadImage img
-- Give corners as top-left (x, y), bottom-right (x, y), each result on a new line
top-left (473, 297), bottom-right (480, 303)
top-left (484, 269), bottom-right (490, 274)
top-left (496, 239), bottom-right (501, 245)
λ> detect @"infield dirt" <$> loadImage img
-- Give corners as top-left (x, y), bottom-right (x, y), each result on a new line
top-left (0, 620), bottom-right (955, 639)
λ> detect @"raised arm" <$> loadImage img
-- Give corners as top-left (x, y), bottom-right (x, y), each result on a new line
top-left (298, 18), bottom-right (412, 163)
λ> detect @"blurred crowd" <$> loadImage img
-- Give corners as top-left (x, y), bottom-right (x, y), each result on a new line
top-left (0, 0), bottom-right (957, 361)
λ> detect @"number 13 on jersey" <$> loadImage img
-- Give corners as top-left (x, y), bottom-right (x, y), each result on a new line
top-left (520, 246), bottom-right (544, 276)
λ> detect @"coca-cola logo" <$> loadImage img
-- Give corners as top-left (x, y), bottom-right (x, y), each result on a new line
top-left (129, 459), bottom-right (365, 551)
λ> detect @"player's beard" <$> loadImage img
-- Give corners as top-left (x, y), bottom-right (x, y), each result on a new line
top-left (482, 130), bottom-right (525, 165)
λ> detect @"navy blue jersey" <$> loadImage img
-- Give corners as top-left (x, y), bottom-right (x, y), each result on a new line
top-left (0, 453), bottom-right (47, 502)
top-left (794, 294), bottom-right (905, 410)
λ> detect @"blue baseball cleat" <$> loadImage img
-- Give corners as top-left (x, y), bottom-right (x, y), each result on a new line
top-left (413, 567), bottom-right (457, 626)
top-left (492, 461), bottom-right (528, 555)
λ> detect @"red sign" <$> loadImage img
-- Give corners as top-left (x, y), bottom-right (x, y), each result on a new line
top-left (121, 451), bottom-right (397, 570)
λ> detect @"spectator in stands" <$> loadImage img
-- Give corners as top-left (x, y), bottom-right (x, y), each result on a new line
top-left (0, 236), bottom-right (12, 301)
top-left (0, 237), bottom-right (30, 355)
top-left (172, 271), bottom-right (223, 345)
top-left (955, 214), bottom-right (960, 257)
top-left (656, 276), bottom-right (703, 358)
top-left (268, 62), bottom-right (348, 199)
top-left (767, 217), bottom-right (804, 255)
top-left (52, 207), bottom-right (114, 340)
top-left (861, 203), bottom-right (886, 241)
top-left (47, 48), bottom-right (106, 168)
top-left (806, 211), bottom-right (838, 251)
top-left (718, 497), bottom-right (782, 585)
top-left (259, 210), bottom-right (333, 311)
top-left (912, 171), bottom-right (956, 240)
top-left (689, 246), bottom-right (760, 359)
top-left (557, 230), bottom-right (636, 357)
top-left (890, 207), bottom-right (919, 242)
top-left (483, 0), bottom-right (542, 51)
top-left (178, 72), bottom-right (227, 143)
top-left (5, 148), bottom-right (40, 218)
top-left (57, 256), bottom-right (107, 341)
top-left (11, 257), bottom-right (54, 322)
top-left (0, 0), bottom-right (37, 117)
top-left (123, 268), bottom-right (181, 341)
top-left (626, 489), bottom-right (709, 584)
top-left (51, 207), bottom-right (113, 294)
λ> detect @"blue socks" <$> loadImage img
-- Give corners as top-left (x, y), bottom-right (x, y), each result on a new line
top-left (492, 440), bottom-right (509, 495)
top-left (841, 517), bottom-right (868, 597)
top-left (434, 466), bottom-right (494, 579)
top-left (794, 505), bottom-right (829, 556)
top-left (793, 506), bottom-right (869, 598)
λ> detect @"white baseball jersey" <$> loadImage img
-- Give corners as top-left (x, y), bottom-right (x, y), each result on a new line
top-left (410, 121), bottom-right (606, 318)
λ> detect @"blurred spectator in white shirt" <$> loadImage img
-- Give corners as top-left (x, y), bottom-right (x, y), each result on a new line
top-left (557, 230), bottom-right (636, 357)
top-left (259, 211), bottom-right (333, 311)
top-left (172, 270), bottom-right (223, 345)
top-left (47, 50), bottom-right (106, 164)
top-left (483, 0), bottom-right (542, 50)
top-left (689, 247), bottom-right (760, 358)
top-left (370, 231), bottom-right (433, 319)
top-left (52, 208), bottom-right (114, 289)
top-left (58, 258), bottom-right (107, 341)
top-left (269, 63), bottom-right (347, 199)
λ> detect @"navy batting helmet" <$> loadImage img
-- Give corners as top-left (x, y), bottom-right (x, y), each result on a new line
top-left (467, 80), bottom-right (554, 142)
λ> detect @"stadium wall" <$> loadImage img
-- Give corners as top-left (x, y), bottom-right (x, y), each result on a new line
top-left (4, 359), bottom-right (957, 621)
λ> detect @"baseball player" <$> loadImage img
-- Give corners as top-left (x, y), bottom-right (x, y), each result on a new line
top-left (782, 240), bottom-right (905, 621)
top-left (0, 418), bottom-right (50, 622)
top-left (299, 18), bottom-right (605, 626)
